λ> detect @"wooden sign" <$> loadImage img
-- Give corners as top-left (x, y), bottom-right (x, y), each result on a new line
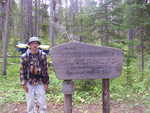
top-left (51, 41), bottom-right (123, 80)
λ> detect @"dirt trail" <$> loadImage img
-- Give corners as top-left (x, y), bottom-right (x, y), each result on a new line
top-left (0, 102), bottom-right (146, 113)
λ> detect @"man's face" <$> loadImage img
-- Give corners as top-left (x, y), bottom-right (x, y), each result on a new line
top-left (29, 41), bottom-right (40, 51)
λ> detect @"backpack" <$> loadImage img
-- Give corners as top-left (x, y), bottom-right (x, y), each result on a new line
top-left (16, 43), bottom-right (50, 54)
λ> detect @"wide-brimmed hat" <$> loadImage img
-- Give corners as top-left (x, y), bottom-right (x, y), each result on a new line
top-left (28, 36), bottom-right (41, 45)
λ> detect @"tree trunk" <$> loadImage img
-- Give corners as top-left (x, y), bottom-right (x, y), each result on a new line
top-left (2, 0), bottom-right (10, 75)
top-left (65, 0), bottom-right (69, 31)
top-left (26, 0), bottom-right (33, 40)
top-left (126, 29), bottom-right (135, 86)
top-left (79, 0), bottom-right (82, 12)
top-left (33, 0), bottom-right (40, 36)
top-left (21, 0), bottom-right (33, 43)
top-left (48, 0), bottom-right (58, 47)
top-left (0, 2), bottom-right (5, 54)
top-left (0, 3), bottom-right (4, 40)
top-left (101, 1), bottom-right (109, 45)
top-left (69, 0), bottom-right (76, 33)
top-left (128, 29), bottom-right (134, 57)
top-left (139, 27), bottom-right (144, 73)
top-left (20, 0), bottom-right (24, 42)
top-left (58, 0), bottom-right (62, 23)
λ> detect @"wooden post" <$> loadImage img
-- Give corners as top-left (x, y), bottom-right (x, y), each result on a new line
top-left (62, 80), bottom-right (74, 113)
top-left (102, 79), bottom-right (110, 113)
top-left (64, 94), bottom-right (72, 113)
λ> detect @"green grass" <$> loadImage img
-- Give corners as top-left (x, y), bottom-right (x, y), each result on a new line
top-left (0, 64), bottom-right (24, 103)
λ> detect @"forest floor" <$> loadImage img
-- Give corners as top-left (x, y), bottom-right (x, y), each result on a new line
top-left (0, 100), bottom-right (148, 113)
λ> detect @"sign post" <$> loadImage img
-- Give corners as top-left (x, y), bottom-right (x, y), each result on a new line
top-left (102, 79), bottom-right (110, 113)
top-left (62, 80), bottom-right (74, 113)
top-left (51, 41), bottom-right (123, 113)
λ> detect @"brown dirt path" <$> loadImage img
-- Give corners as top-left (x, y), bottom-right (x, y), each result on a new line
top-left (0, 101), bottom-right (147, 113)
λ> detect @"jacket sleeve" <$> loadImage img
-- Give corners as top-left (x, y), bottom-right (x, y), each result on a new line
top-left (42, 54), bottom-right (49, 85)
top-left (20, 56), bottom-right (27, 85)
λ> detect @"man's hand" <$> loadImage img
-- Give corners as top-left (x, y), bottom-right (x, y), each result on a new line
top-left (22, 85), bottom-right (28, 93)
top-left (44, 84), bottom-right (48, 92)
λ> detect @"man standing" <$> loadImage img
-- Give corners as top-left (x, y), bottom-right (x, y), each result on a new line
top-left (20, 37), bottom-right (49, 113)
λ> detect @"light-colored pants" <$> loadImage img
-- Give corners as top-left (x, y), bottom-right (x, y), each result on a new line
top-left (26, 83), bottom-right (47, 113)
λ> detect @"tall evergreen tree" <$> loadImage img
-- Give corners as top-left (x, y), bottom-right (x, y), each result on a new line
top-left (2, 0), bottom-right (10, 75)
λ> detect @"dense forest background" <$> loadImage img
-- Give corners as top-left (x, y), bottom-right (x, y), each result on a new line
top-left (0, 0), bottom-right (150, 112)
